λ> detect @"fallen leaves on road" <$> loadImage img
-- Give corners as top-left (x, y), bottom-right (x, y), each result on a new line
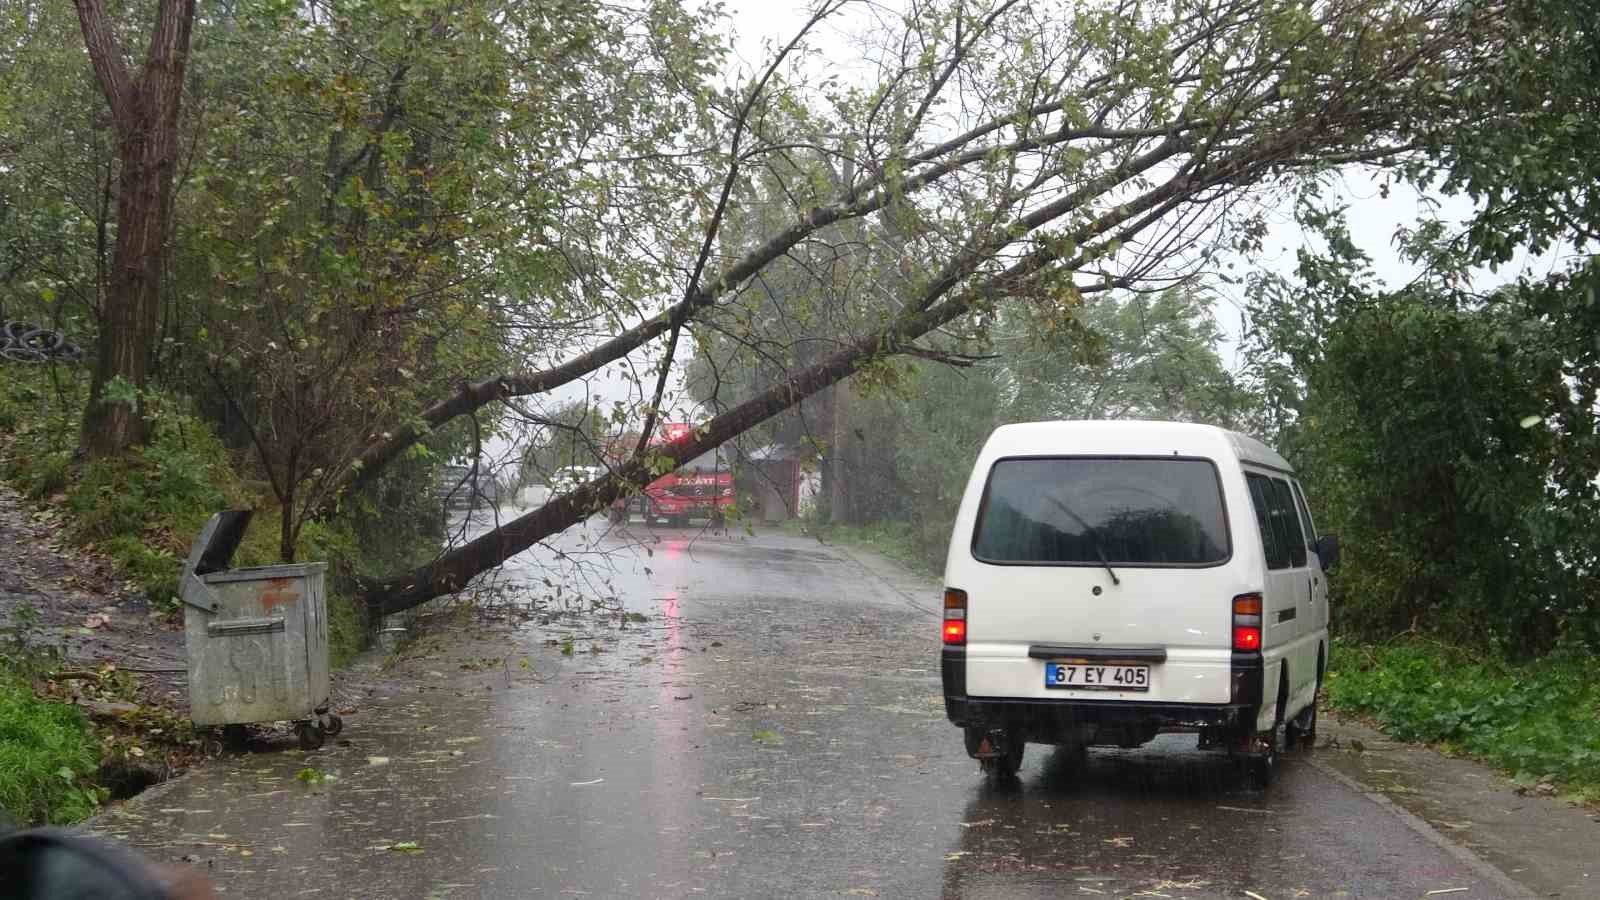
top-left (387, 841), bottom-right (423, 855)
top-left (570, 778), bottom-right (604, 787)
top-left (1424, 890), bottom-right (1469, 897)
top-left (751, 729), bottom-right (784, 746)
top-left (84, 613), bottom-right (109, 628)
top-left (367, 756), bottom-right (390, 766)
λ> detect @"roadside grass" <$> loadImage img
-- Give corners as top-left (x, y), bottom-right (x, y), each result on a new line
top-left (788, 518), bottom-right (943, 578)
top-left (0, 665), bottom-right (100, 825)
top-left (1326, 637), bottom-right (1600, 801)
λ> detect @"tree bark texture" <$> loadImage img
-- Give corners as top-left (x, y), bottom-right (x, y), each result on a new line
top-left (74, 0), bottom-right (197, 456)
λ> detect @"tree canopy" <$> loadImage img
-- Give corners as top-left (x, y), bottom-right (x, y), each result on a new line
top-left (6, 0), bottom-right (1583, 636)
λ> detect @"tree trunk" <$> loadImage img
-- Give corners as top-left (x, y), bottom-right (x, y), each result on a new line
top-left (74, 0), bottom-right (196, 457)
top-left (279, 479), bottom-right (298, 564)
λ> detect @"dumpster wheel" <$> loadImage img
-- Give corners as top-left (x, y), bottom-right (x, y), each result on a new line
top-left (296, 721), bottom-right (326, 751)
top-left (321, 712), bottom-right (344, 736)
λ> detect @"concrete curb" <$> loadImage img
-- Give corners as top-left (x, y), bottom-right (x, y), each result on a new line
top-left (1304, 754), bottom-right (1536, 899)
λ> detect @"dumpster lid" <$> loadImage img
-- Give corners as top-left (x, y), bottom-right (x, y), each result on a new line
top-left (187, 510), bottom-right (253, 576)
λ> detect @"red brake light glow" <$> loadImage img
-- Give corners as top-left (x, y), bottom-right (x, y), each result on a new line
top-left (942, 587), bottom-right (968, 646)
top-left (1232, 592), bottom-right (1263, 652)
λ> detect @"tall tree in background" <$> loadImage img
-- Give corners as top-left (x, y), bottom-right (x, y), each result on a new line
top-left (72, 0), bottom-right (196, 456)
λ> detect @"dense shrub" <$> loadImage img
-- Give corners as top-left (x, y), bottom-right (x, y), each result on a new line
top-left (1327, 638), bottom-right (1600, 795)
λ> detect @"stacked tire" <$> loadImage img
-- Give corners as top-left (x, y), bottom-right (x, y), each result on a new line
top-left (0, 321), bottom-right (85, 364)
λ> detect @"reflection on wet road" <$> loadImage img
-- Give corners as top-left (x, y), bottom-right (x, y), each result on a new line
top-left (97, 510), bottom-right (1513, 898)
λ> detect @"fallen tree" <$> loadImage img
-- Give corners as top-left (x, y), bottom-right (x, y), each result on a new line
top-left (355, 0), bottom-right (1503, 614)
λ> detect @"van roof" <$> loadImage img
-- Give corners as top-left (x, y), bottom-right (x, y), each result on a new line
top-left (985, 420), bottom-right (1292, 473)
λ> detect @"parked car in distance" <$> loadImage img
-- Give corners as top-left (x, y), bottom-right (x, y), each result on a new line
top-left (940, 420), bottom-right (1340, 786)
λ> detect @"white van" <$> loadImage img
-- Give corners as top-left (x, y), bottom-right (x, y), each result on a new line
top-left (940, 421), bottom-right (1339, 785)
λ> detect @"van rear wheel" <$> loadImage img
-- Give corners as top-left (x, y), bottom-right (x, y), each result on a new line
top-left (1247, 673), bottom-right (1290, 788)
top-left (1287, 690), bottom-right (1319, 751)
top-left (966, 727), bottom-right (1025, 778)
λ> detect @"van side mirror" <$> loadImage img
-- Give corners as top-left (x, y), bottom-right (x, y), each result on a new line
top-left (1315, 533), bottom-right (1341, 572)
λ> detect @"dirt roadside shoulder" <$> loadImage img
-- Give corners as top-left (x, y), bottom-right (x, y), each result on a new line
top-left (0, 480), bottom-right (189, 706)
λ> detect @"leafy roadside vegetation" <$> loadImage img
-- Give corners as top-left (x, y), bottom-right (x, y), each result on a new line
top-left (0, 379), bottom-right (364, 667)
top-left (1326, 639), bottom-right (1600, 801)
top-left (0, 666), bottom-right (100, 825)
top-left (0, 367), bottom-right (443, 669)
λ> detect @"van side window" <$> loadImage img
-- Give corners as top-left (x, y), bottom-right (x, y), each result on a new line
top-left (1267, 478), bottom-right (1307, 568)
top-left (1290, 480), bottom-right (1317, 548)
top-left (1245, 473), bottom-right (1289, 569)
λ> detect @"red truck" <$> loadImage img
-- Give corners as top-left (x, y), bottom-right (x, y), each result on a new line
top-left (608, 422), bottom-right (735, 527)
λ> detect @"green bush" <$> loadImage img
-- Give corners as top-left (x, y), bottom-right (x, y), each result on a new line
top-left (1326, 638), bottom-right (1600, 793)
top-left (0, 669), bottom-right (100, 825)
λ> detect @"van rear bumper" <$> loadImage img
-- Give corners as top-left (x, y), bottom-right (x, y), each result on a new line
top-left (943, 647), bottom-right (1263, 734)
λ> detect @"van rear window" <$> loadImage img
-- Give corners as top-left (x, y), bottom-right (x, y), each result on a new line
top-left (972, 457), bottom-right (1229, 566)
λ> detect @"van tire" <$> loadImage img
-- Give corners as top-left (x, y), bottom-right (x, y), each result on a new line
top-left (1288, 654), bottom-right (1323, 751)
top-left (1247, 668), bottom-right (1289, 788)
top-left (1287, 696), bottom-right (1318, 751)
top-left (966, 727), bottom-right (1025, 779)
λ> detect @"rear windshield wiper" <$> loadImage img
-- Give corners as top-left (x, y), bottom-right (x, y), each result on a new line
top-left (1044, 495), bottom-right (1120, 586)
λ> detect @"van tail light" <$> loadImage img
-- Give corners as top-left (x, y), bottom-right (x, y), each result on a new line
top-left (1232, 592), bottom-right (1262, 652)
top-left (943, 588), bottom-right (967, 646)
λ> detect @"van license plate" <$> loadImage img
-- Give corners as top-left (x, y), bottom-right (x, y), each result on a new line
top-left (1045, 662), bottom-right (1149, 691)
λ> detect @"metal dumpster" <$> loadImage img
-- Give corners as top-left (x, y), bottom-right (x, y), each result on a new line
top-left (180, 511), bottom-right (341, 749)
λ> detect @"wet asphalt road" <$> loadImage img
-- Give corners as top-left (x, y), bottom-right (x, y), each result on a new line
top-left (96, 510), bottom-right (1517, 898)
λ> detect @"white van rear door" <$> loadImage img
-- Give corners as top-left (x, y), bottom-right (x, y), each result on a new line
top-left (961, 456), bottom-right (1242, 703)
